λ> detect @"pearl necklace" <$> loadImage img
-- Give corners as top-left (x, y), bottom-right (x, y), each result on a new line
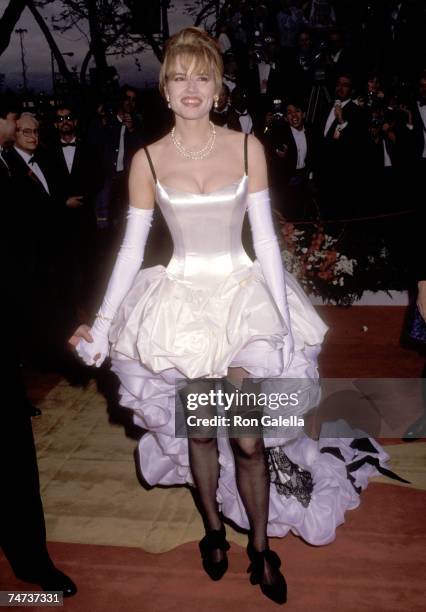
top-left (171, 121), bottom-right (216, 160)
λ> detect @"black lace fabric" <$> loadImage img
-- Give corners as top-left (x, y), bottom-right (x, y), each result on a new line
top-left (267, 447), bottom-right (314, 508)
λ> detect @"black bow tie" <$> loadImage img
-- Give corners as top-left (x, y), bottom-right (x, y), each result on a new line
top-left (61, 142), bottom-right (76, 147)
top-left (419, 101), bottom-right (426, 108)
top-left (28, 156), bottom-right (36, 165)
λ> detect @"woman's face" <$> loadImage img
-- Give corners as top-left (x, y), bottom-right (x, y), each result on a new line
top-left (165, 56), bottom-right (217, 120)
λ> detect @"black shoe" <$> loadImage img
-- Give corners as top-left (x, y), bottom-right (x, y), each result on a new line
top-left (16, 567), bottom-right (77, 598)
top-left (247, 544), bottom-right (287, 605)
top-left (199, 525), bottom-right (230, 581)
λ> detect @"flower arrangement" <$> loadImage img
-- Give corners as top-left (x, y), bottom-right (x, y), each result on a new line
top-left (278, 214), bottom-right (359, 305)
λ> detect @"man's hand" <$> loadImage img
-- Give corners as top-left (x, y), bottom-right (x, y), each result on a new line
top-left (68, 325), bottom-right (101, 362)
top-left (417, 281), bottom-right (426, 321)
top-left (66, 195), bottom-right (83, 208)
top-left (69, 324), bottom-right (107, 366)
top-left (69, 324), bottom-right (93, 347)
top-left (275, 145), bottom-right (288, 159)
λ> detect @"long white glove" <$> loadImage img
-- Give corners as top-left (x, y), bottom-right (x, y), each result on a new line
top-left (76, 206), bottom-right (153, 367)
top-left (247, 189), bottom-right (295, 371)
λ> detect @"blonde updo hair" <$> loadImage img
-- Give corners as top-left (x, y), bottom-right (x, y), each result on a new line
top-left (159, 27), bottom-right (223, 98)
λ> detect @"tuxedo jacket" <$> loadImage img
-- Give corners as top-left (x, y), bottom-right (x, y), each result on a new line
top-left (5, 147), bottom-right (63, 273)
top-left (45, 139), bottom-right (94, 201)
top-left (316, 100), bottom-right (368, 182)
top-left (247, 62), bottom-right (284, 103)
top-left (266, 122), bottom-right (314, 183)
top-left (87, 115), bottom-right (144, 178)
top-left (410, 103), bottom-right (426, 162)
top-left (45, 139), bottom-right (98, 232)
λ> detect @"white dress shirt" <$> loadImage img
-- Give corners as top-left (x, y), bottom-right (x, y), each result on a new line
top-left (223, 76), bottom-right (236, 92)
top-left (218, 33), bottom-right (231, 54)
top-left (15, 146), bottom-right (49, 194)
top-left (239, 112), bottom-right (253, 134)
top-left (418, 101), bottom-right (426, 158)
top-left (290, 126), bottom-right (308, 169)
top-left (324, 98), bottom-right (350, 136)
top-left (116, 115), bottom-right (126, 172)
top-left (258, 62), bottom-right (272, 95)
top-left (383, 140), bottom-right (392, 167)
top-left (0, 146), bottom-right (9, 173)
top-left (61, 137), bottom-right (76, 173)
top-left (330, 49), bottom-right (343, 63)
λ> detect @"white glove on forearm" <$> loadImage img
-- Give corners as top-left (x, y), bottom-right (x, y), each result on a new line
top-left (76, 206), bottom-right (153, 366)
top-left (247, 189), bottom-right (294, 371)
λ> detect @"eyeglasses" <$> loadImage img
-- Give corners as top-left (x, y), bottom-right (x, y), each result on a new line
top-left (17, 128), bottom-right (39, 136)
top-left (56, 114), bottom-right (74, 122)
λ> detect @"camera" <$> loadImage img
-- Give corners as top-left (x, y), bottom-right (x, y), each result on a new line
top-left (272, 98), bottom-right (283, 118)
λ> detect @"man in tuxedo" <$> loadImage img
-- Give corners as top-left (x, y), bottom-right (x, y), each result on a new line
top-left (316, 73), bottom-right (367, 217)
top-left (325, 29), bottom-right (356, 89)
top-left (410, 72), bottom-right (426, 183)
top-left (227, 86), bottom-right (254, 135)
top-left (6, 112), bottom-right (66, 366)
top-left (0, 95), bottom-right (77, 597)
top-left (265, 100), bottom-right (315, 219)
top-left (247, 40), bottom-right (283, 132)
top-left (88, 85), bottom-right (144, 233)
top-left (87, 87), bottom-right (145, 303)
top-left (286, 29), bottom-right (315, 104)
top-left (47, 105), bottom-right (97, 315)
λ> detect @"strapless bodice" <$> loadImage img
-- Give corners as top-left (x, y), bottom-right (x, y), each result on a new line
top-left (155, 174), bottom-right (252, 288)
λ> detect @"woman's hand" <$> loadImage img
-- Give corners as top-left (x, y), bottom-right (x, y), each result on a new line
top-left (417, 281), bottom-right (426, 321)
top-left (68, 324), bottom-right (108, 367)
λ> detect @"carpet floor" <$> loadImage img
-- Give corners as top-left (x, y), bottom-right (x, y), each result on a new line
top-left (1, 306), bottom-right (425, 611)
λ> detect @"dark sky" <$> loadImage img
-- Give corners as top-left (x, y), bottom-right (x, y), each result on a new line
top-left (0, 0), bottom-right (192, 92)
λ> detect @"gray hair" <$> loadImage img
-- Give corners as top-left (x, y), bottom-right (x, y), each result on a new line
top-left (17, 112), bottom-right (39, 126)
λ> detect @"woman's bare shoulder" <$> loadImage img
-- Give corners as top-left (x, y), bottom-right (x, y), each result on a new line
top-left (246, 133), bottom-right (265, 157)
top-left (217, 128), bottom-right (264, 155)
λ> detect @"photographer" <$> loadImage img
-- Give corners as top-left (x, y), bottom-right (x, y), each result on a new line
top-left (316, 73), bottom-right (368, 217)
top-left (287, 29), bottom-right (316, 103)
top-left (366, 100), bottom-right (416, 212)
top-left (247, 35), bottom-right (283, 130)
top-left (226, 86), bottom-right (254, 134)
top-left (324, 28), bottom-right (357, 90)
top-left (264, 99), bottom-right (315, 219)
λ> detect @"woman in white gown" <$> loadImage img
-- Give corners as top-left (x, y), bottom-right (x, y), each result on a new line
top-left (70, 28), bottom-right (391, 605)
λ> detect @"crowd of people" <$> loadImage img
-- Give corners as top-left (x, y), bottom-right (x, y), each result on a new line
top-left (0, 4), bottom-right (425, 602)
top-left (0, 1), bottom-right (424, 367)
top-left (212, 0), bottom-right (426, 219)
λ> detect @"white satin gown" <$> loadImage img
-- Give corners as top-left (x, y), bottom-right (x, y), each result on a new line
top-left (108, 168), bottom-right (391, 545)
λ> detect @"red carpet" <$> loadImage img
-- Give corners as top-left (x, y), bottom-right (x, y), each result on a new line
top-left (1, 483), bottom-right (425, 611)
top-left (2, 305), bottom-right (424, 610)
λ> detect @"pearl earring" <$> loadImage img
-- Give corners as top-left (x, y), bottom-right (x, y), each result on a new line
top-left (214, 96), bottom-right (219, 109)
top-left (166, 95), bottom-right (171, 109)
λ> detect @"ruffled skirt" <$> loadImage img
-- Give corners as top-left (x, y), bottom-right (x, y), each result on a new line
top-left (109, 262), bottom-right (391, 545)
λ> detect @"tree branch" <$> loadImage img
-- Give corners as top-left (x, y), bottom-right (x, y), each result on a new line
top-left (0, 0), bottom-right (27, 56)
top-left (26, 0), bottom-right (74, 82)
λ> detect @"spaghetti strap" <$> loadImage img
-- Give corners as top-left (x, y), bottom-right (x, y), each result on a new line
top-left (144, 147), bottom-right (157, 183)
top-left (244, 133), bottom-right (248, 175)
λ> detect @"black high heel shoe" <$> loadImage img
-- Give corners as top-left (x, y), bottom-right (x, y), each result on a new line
top-left (199, 526), bottom-right (230, 581)
top-left (247, 543), bottom-right (287, 605)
